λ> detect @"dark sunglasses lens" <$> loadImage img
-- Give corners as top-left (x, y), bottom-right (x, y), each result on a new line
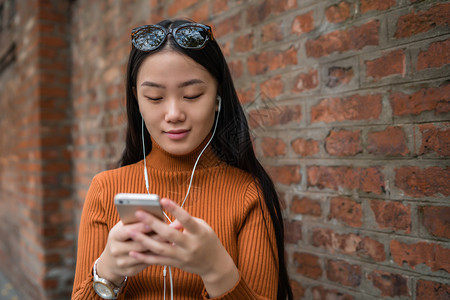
top-left (134, 27), bottom-right (165, 51)
top-left (175, 26), bottom-right (208, 49)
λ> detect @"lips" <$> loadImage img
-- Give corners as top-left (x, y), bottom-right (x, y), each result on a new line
top-left (165, 129), bottom-right (190, 140)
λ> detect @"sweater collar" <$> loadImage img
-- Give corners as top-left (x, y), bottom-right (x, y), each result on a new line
top-left (144, 134), bottom-right (223, 172)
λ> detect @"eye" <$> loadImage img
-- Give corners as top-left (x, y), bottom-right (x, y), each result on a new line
top-left (145, 96), bottom-right (162, 101)
top-left (184, 93), bottom-right (203, 100)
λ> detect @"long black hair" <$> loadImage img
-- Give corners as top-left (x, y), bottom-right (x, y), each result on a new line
top-left (119, 19), bottom-right (293, 300)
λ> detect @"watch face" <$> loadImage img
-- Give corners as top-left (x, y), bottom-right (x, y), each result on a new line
top-left (94, 282), bottom-right (114, 297)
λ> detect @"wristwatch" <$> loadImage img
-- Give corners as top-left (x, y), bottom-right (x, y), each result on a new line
top-left (92, 258), bottom-right (127, 299)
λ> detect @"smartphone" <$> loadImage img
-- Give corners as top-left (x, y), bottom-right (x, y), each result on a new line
top-left (114, 193), bottom-right (165, 224)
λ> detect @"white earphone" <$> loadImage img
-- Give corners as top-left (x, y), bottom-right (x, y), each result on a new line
top-left (217, 95), bottom-right (222, 112)
top-left (141, 95), bottom-right (222, 300)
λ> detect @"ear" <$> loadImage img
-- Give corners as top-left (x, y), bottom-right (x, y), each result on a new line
top-left (132, 87), bottom-right (138, 99)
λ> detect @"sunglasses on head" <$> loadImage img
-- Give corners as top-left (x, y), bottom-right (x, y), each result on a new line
top-left (131, 23), bottom-right (214, 52)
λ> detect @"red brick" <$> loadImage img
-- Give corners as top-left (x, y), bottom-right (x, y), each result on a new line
top-left (291, 138), bottom-right (319, 157)
top-left (326, 66), bottom-right (354, 88)
top-left (325, 1), bottom-right (351, 23)
top-left (246, 2), bottom-right (271, 24)
top-left (38, 9), bottom-right (68, 23)
top-left (312, 228), bottom-right (386, 261)
top-left (418, 123), bottom-right (450, 156)
top-left (367, 126), bottom-right (409, 156)
top-left (234, 33), bottom-right (254, 53)
top-left (229, 59), bottom-right (243, 79)
top-left (329, 197), bottom-right (363, 227)
top-left (394, 3), bottom-right (450, 38)
top-left (247, 0), bottom-right (297, 24)
top-left (214, 14), bottom-right (240, 38)
top-left (191, 2), bottom-right (208, 22)
top-left (365, 49), bottom-right (406, 81)
top-left (416, 279), bottom-right (450, 300)
top-left (417, 39), bottom-right (450, 70)
top-left (167, 0), bottom-right (197, 16)
top-left (305, 20), bottom-right (379, 57)
top-left (370, 200), bottom-right (411, 233)
top-left (312, 286), bottom-right (354, 300)
top-left (293, 252), bottom-right (322, 279)
top-left (43, 278), bottom-right (59, 289)
top-left (421, 206), bottom-right (450, 239)
top-left (43, 187), bottom-right (71, 198)
top-left (358, 236), bottom-right (386, 262)
top-left (262, 21), bottom-right (283, 42)
top-left (291, 11), bottom-right (314, 35)
top-left (325, 130), bottom-right (362, 156)
top-left (260, 75), bottom-right (284, 99)
top-left (247, 47), bottom-right (298, 75)
top-left (290, 279), bottom-right (306, 299)
top-left (40, 85), bottom-right (69, 98)
top-left (361, 0), bottom-right (396, 13)
top-left (43, 162), bottom-right (70, 173)
top-left (311, 94), bottom-right (382, 123)
top-left (395, 166), bottom-right (450, 197)
top-left (390, 84), bottom-right (450, 116)
top-left (41, 135), bottom-right (70, 148)
top-left (45, 210), bottom-right (73, 224)
top-left (368, 270), bottom-right (409, 297)
top-left (292, 69), bottom-right (319, 94)
top-left (390, 240), bottom-right (450, 272)
top-left (220, 40), bottom-right (231, 57)
top-left (266, 165), bottom-right (301, 185)
top-left (307, 166), bottom-right (385, 194)
top-left (248, 104), bottom-right (301, 129)
top-left (212, 0), bottom-right (228, 14)
top-left (39, 47), bottom-right (58, 60)
top-left (261, 137), bottom-right (286, 157)
top-left (291, 196), bottom-right (321, 217)
top-left (104, 98), bottom-right (120, 110)
top-left (237, 83), bottom-right (256, 104)
top-left (326, 259), bottom-right (361, 287)
top-left (278, 191), bottom-right (287, 210)
top-left (285, 220), bottom-right (302, 244)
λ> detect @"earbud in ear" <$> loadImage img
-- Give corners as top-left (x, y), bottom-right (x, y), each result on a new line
top-left (216, 95), bottom-right (222, 112)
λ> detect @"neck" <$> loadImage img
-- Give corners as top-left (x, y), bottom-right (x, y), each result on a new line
top-left (145, 134), bottom-right (222, 172)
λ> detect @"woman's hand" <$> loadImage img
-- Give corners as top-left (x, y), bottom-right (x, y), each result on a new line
top-left (96, 221), bottom-right (153, 286)
top-left (129, 198), bottom-right (239, 297)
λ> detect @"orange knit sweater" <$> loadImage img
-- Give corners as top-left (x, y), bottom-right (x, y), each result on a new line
top-left (71, 140), bottom-right (278, 299)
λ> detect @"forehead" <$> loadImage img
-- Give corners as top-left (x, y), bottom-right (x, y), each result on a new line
top-left (137, 50), bottom-right (215, 85)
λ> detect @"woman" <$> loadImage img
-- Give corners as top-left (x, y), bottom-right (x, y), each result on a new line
top-left (72, 19), bottom-right (293, 299)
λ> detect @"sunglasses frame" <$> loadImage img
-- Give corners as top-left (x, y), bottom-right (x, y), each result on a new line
top-left (131, 23), bottom-right (214, 52)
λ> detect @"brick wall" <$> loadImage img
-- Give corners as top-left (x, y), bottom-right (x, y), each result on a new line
top-left (0, 0), bottom-right (448, 299)
top-left (0, 0), bottom-right (74, 299)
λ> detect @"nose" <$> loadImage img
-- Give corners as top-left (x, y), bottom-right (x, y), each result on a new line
top-left (164, 99), bottom-right (186, 123)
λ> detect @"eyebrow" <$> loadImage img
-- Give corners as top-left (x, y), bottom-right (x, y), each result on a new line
top-left (140, 79), bottom-right (205, 89)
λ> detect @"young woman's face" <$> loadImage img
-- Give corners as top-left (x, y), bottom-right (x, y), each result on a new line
top-left (136, 51), bottom-right (218, 156)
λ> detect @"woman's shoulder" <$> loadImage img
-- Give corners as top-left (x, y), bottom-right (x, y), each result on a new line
top-left (216, 164), bottom-right (261, 198)
top-left (220, 163), bottom-right (253, 181)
